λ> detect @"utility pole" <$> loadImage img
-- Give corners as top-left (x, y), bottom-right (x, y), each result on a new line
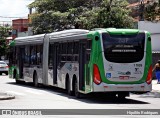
top-left (139, 0), bottom-right (145, 21)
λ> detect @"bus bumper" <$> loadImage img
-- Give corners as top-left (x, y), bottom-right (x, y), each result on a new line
top-left (93, 82), bottom-right (152, 92)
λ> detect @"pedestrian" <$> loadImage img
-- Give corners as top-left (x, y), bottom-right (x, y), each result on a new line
top-left (152, 60), bottom-right (160, 84)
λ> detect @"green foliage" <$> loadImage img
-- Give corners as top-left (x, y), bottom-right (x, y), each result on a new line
top-left (0, 26), bottom-right (11, 57)
top-left (29, 0), bottom-right (134, 34)
top-left (144, 0), bottom-right (160, 21)
top-left (97, 0), bottom-right (134, 28)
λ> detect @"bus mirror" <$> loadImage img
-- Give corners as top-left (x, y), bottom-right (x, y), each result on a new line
top-left (95, 36), bottom-right (99, 41)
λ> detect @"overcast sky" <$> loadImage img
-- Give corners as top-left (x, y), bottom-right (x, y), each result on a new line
top-left (0, 0), bottom-right (34, 24)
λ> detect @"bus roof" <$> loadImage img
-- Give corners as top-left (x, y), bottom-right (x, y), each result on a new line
top-left (14, 34), bottom-right (45, 45)
top-left (14, 29), bottom-right (89, 45)
top-left (12, 28), bottom-right (149, 46)
top-left (49, 29), bottom-right (89, 42)
top-left (106, 28), bottom-right (140, 35)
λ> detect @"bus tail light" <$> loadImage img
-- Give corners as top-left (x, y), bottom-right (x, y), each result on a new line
top-left (146, 65), bottom-right (152, 84)
top-left (93, 64), bottom-right (102, 85)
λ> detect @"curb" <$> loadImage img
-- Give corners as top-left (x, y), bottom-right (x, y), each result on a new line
top-left (0, 93), bottom-right (15, 100)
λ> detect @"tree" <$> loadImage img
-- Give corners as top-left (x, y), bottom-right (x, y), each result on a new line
top-left (28, 0), bottom-right (134, 34)
top-left (144, 0), bottom-right (160, 21)
top-left (0, 26), bottom-right (11, 59)
top-left (95, 0), bottom-right (134, 28)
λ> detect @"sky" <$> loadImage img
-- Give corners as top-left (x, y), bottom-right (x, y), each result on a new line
top-left (0, 0), bottom-right (34, 25)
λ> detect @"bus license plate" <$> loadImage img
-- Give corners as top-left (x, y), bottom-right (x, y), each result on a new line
top-left (119, 76), bottom-right (129, 80)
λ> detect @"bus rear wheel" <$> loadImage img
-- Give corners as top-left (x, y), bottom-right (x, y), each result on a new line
top-left (74, 79), bottom-right (81, 98)
top-left (5, 72), bottom-right (8, 75)
top-left (118, 92), bottom-right (129, 100)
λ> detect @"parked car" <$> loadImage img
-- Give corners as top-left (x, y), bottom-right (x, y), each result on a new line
top-left (0, 61), bottom-right (9, 75)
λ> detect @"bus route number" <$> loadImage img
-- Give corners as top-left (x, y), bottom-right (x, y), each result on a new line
top-left (134, 64), bottom-right (142, 67)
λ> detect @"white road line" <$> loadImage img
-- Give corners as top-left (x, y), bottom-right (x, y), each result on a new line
top-left (6, 91), bottom-right (26, 96)
top-left (25, 90), bottom-right (43, 95)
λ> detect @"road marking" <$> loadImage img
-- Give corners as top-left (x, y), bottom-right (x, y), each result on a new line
top-left (25, 90), bottom-right (43, 95)
top-left (6, 91), bottom-right (26, 96)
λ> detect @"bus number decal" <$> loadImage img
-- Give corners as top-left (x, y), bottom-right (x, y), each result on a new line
top-left (134, 64), bottom-right (142, 67)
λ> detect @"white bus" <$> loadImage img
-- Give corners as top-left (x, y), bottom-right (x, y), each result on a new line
top-left (9, 28), bottom-right (152, 98)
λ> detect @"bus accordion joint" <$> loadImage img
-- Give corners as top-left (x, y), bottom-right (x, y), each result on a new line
top-left (93, 64), bottom-right (102, 85)
top-left (146, 65), bottom-right (152, 84)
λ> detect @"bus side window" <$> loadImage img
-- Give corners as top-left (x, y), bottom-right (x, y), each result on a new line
top-left (37, 45), bottom-right (42, 66)
top-left (67, 42), bottom-right (73, 61)
top-left (58, 43), bottom-right (61, 64)
top-left (48, 44), bottom-right (53, 68)
top-left (24, 46), bottom-right (30, 66)
top-left (30, 46), bottom-right (37, 65)
top-left (73, 42), bottom-right (79, 62)
top-left (61, 43), bottom-right (67, 62)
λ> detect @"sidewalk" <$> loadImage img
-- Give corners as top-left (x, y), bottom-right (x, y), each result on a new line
top-left (152, 80), bottom-right (160, 92)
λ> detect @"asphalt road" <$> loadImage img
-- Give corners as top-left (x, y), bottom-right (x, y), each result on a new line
top-left (0, 75), bottom-right (160, 117)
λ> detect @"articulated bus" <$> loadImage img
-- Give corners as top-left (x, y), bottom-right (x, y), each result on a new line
top-left (9, 28), bottom-right (152, 98)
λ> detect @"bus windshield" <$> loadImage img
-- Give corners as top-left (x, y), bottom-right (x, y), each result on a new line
top-left (102, 33), bottom-right (145, 63)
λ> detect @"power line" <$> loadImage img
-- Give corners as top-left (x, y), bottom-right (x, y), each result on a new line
top-left (0, 16), bottom-right (27, 19)
top-left (0, 21), bottom-right (12, 22)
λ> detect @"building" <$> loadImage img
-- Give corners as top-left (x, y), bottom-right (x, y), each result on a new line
top-left (12, 19), bottom-right (29, 38)
top-left (12, 19), bottom-right (28, 32)
top-left (138, 21), bottom-right (160, 68)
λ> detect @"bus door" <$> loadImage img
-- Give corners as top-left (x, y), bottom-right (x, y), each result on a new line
top-left (19, 47), bottom-right (24, 79)
top-left (85, 40), bottom-right (92, 92)
top-left (79, 41), bottom-right (86, 91)
top-left (53, 43), bottom-right (58, 84)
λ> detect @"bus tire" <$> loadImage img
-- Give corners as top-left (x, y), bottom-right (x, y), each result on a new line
top-left (33, 72), bottom-right (38, 87)
top-left (74, 79), bottom-right (81, 98)
top-left (16, 80), bottom-right (21, 84)
top-left (5, 72), bottom-right (8, 75)
top-left (67, 78), bottom-right (73, 96)
top-left (118, 92), bottom-right (129, 100)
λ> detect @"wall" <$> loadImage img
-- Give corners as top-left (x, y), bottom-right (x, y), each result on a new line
top-left (138, 21), bottom-right (160, 51)
top-left (18, 31), bottom-right (29, 37)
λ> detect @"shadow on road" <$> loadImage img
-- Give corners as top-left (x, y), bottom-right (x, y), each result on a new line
top-left (7, 81), bottom-right (150, 104)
